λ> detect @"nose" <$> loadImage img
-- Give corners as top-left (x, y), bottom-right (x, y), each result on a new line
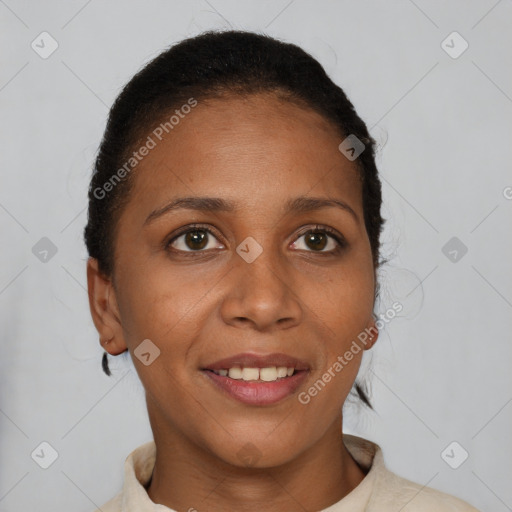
top-left (220, 248), bottom-right (304, 332)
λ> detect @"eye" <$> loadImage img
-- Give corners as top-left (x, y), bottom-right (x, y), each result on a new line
top-left (166, 225), bottom-right (225, 253)
top-left (291, 226), bottom-right (346, 254)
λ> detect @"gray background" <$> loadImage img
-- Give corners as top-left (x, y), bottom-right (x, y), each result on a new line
top-left (1, 1), bottom-right (511, 510)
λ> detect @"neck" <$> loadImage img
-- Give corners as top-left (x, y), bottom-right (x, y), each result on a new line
top-left (146, 411), bottom-right (366, 512)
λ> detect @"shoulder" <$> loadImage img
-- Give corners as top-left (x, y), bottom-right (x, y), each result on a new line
top-left (370, 454), bottom-right (480, 511)
top-left (93, 491), bottom-right (122, 512)
top-left (342, 434), bottom-right (480, 511)
top-left (91, 440), bottom-right (157, 512)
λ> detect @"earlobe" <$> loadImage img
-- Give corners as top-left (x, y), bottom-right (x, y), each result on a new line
top-left (86, 257), bottom-right (128, 355)
top-left (364, 316), bottom-right (379, 350)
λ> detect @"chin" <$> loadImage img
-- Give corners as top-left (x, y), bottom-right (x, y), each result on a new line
top-left (208, 433), bottom-right (307, 470)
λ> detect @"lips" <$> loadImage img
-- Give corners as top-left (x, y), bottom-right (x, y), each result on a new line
top-left (201, 352), bottom-right (310, 406)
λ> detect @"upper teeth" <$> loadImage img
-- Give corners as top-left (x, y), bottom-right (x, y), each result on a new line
top-left (212, 366), bottom-right (295, 381)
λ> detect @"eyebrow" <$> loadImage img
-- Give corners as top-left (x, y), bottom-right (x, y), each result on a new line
top-left (144, 195), bottom-right (359, 226)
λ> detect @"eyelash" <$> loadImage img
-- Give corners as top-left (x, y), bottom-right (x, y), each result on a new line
top-left (165, 223), bottom-right (347, 257)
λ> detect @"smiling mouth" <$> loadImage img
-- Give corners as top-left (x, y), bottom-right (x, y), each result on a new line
top-left (202, 366), bottom-right (309, 406)
top-left (201, 352), bottom-right (311, 405)
top-left (201, 351), bottom-right (311, 405)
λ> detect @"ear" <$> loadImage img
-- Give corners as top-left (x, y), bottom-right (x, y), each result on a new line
top-left (362, 316), bottom-right (379, 351)
top-left (86, 257), bottom-right (128, 355)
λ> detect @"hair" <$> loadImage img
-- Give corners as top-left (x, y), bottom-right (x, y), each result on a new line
top-left (85, 30), bottom-right (384, 409)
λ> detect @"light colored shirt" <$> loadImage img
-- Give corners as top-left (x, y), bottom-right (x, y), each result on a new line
top-left (95, 434), bottom-right (480, 511)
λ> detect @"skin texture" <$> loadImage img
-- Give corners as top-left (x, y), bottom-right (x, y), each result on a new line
top-left (87, 93), bottom-right (379, 511)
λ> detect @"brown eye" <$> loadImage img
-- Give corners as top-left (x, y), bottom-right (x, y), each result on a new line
top-left (291, 226), bottom-right (345, 254)
top-left (184, 230), bottom-right (208, 250)
top-left (167, 226), bottom-right (225, 253)
top-left (304, 231), bottom-right (328, 251)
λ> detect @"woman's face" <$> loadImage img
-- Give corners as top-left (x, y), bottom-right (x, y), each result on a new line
top-left (94, 93), bottom-right (376, 467)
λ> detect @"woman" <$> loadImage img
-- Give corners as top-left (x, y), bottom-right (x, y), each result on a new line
top-left (85, 30), bottom-right (479, 511)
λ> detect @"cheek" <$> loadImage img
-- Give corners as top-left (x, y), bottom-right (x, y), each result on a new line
top-left (115, 265), bottom-right (211, 402)
top-left (115, 257), bottom-right (214, 349)
top-left (312, 264), bottom-right (374, 336)
top-left (306, 264), bottom-right (374, 395)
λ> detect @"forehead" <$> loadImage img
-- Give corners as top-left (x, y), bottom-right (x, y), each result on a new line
top-left (127, 93), bottom-right (362, 215)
